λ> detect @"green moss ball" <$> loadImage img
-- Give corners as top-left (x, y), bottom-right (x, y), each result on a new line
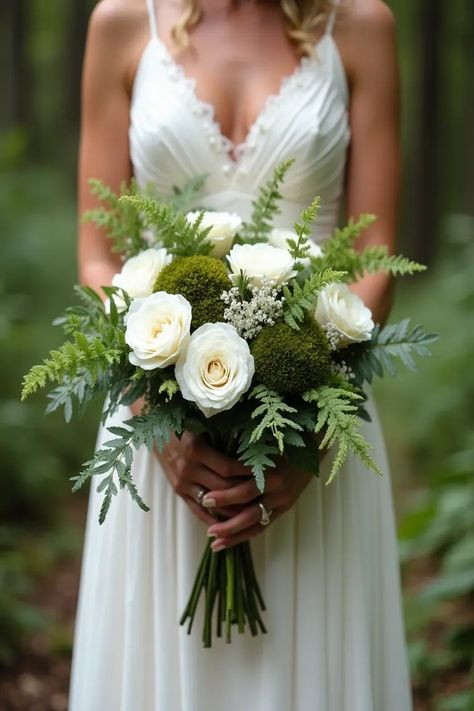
top-left (251, 317), bottom-right (331, 394)
top-left (153, 255), bottom-right (230, 329)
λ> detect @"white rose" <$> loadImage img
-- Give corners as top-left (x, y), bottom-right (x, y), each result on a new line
top-left (186, 210), bottom-right (242, 258)
top-left (268, 228), bottom-right (323, 266)
top-left (125, 292), bottom-right (192, 370)
top-left (111, 248), bottom-right (172, 311)
top-left (315, 282), bottom-right (375, 347)
top-left (227, 243), bottom-right (297, 287)
top-left (175, 323), bottom-right (255, 418)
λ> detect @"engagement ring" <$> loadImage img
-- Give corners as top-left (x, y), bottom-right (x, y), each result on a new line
top-left (196, 487), bottom-right (207, 506)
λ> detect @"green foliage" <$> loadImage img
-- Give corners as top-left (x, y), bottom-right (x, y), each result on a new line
top-left (21, 331), bottom-right (124, 400)
top-left (83, 178), bottom-right (146, 258)
top-left (285, 197), bottom-right (320, 263)
top-left (345, 319), bottom-right (439, 385)
top-left (71, 406), bottom-right (185, 523)
top-left (239, 159), bottom-right (295, 243)
top-left (120, 195), bottom-right (213, 257)
top-left (248, 384), bottom-right (302, 453)
top-left (320, 214), bottom-right (426, 280)
top-left (251, 318), bottom-right (331, 394)
top-left (168, 174), bottom-right (208, 212)
top-left (237, 429), bottom-right (278, 492)
top-left (282, 267), bottom-right (346, 330)
top-left (154, 255), bottom-right (230, 329)
top-left (83, 176), bottom-right (208, 258)
top-left (303, 386), bottom-right (381, 484)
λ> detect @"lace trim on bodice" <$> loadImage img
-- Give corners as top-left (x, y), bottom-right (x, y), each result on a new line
top-left (150, 33), bottom-right (339, 170)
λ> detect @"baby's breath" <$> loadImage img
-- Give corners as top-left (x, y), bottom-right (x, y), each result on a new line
top-left (331, 360), bottom-right (356, 381)
top-left (322, 322), bottom-right (343, 351)
top-left (221, 281), bottom-right (284, 340)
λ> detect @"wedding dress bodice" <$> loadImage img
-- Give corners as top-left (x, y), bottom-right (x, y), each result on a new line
top-left (129, 14), bottom-right (350, 241)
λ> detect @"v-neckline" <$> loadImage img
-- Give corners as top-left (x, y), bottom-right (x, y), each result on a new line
top-left (150, 33), bottom-right (331, 167)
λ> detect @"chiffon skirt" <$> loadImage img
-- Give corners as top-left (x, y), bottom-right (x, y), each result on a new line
top-left (69, 393), bottom-right (412, 711)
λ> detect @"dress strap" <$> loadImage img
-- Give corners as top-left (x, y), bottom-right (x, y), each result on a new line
top-left (146, 0), bottom-right (158, 39)
top-left (326, 0), bottom-right (342, 36)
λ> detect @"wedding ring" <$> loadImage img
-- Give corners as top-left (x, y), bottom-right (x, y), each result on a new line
top-left (195, 487), bottom-right (207, 506)
top-left (258, 501), bottom-right (273, 527)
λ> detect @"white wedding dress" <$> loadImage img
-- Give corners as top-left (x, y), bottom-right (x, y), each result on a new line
top-left (69, 1), bottom-right (413, 709)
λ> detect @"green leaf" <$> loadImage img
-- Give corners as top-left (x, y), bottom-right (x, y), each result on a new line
top-left (282, 267), bottom-right (346, 330)
top-left (303, 386), bottom-right (382, 484)
top-left (119, 194), bottom-right (213, 257)
top-left (249, 384), bottom-right (301, 453)
top-left (346, 319), bottom-right (439, 385)
top-left (239, 159), bottom-right (295, 243)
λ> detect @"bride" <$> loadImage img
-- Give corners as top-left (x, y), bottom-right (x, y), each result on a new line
top-left (69, 0), bottom-right (412, 709)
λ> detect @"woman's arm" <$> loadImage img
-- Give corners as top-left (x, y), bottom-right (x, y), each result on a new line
top-left (339, 0), bottom-right (400, 324)
top-left (78, 1), bottom-right (144, 292)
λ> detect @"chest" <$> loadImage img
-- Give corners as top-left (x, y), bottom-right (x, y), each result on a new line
top-left (154, 5), bottom-right (313, 148)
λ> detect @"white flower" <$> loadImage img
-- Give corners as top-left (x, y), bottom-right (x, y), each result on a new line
top-left (268, 228), bottom-right (323, 266)
top-left (125, 292), bottom-right (192, 370)
top-left (186, 210), bottom-right (242, 258)
top-left (175, 323), bottom-right (255, 418)
top-left (315, 283), bottom-right (375, 347)
top-left (111, 248), bottom-right (172, 311)
top-left (227, 243), bottom-right (297, 288)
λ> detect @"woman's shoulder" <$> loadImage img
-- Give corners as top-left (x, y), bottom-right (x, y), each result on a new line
top-left (335, 0), bottom-right (397, 82)
top-left (338, 0), bottom-right (396, 39)
top-left (88, 0), bottom-right (148, 43)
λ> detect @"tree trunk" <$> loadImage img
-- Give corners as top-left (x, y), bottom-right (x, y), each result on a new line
top-left (412, 0), bottom-right (443, 264)
top-left (4, 0), bottom-right (31, 128)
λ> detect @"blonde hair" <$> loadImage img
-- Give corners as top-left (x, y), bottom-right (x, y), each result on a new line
top-left (171, 0), bottom-right (336, 57)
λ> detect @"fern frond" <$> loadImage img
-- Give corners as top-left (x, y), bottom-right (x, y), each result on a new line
top-left (237, 429), bottom-right (278, 492)
top-left (347, 319), bottom-right (439, 384)
top-left (239, 159), bottom-right (295, 243)
top-left (71, 405), bottom-right (185, 523)
top-left (285, 196), bottom-right (321, 263)
top-left (282, 268), bottom-right (346, 330)
top-left (303, 386), bottom-right (382, 484)
top-left (119, 195), bottom-right (213, 257)
top-left (21, 334), bottom-right (123, 400)
top-left (320, 214), bottom-right (425, 280)
top-left (169, 174), bottom-right (207, 212)
top-left (249, 384), bottom-right (301, 453)
top-left (83, 178), bottom-right (146, 257)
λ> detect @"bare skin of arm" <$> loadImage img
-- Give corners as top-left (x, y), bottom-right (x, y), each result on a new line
top-left (207, 0), bottom-right (400, 550)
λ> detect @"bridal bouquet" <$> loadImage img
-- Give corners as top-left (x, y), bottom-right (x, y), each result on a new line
top-left (22, 160), bottom-right (436, 646)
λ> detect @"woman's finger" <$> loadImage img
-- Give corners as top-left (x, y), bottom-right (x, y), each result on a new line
top-left (201, 478), bottom-right (259, 509)
top-left (195, 439), bottom-right (250, 479)
top-left (207, 501), bottom-right (264, 539)
top-left (184, 496), bottom-right (216, 526)
top-left (211, 522), bottom-right (267, 550)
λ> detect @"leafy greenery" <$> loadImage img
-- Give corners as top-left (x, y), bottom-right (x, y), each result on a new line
top-left (285, 196), bottom-right (320, 264)
top-left (282, 267), bottom-right (346, 329)
top-left (239, 159), bottom-right (295, 243)
top-left (344, 319), bottom-right (439, 386)
top-left (303, 386), bottom-right (382, 484)
top-left (248, 384), bottom-right (302, 453)
top-left (83, 178), bottom-right (147, 258)
top-left (119, 195), bottom-right (213, 257)
top-left (71, 406), bottom-right (185, 523)
top-left (319, 214), bottom-right (426, 281)
top-left (83, 176), bottom-right (208, 258)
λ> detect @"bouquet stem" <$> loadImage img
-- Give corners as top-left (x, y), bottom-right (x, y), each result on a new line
top-left (180, 539), bottom-right (266, 647)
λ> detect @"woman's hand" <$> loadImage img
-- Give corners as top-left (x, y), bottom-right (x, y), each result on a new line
top-left (157, 432), bottom-right (251, 526)
top-left (203, 458), bottom-right (314, 551)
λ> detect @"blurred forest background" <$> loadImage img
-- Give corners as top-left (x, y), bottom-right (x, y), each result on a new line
top-left (0, 1), bottom-right (473, 709)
